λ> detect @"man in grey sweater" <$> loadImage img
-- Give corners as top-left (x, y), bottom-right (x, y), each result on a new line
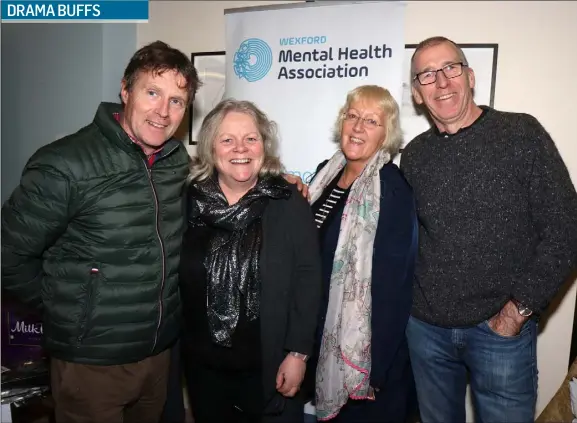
top-left (401, 36), bottom-right (577, 423)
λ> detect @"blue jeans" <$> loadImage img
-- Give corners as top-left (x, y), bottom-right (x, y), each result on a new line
top-left (406, 316), bottom-right (538, 423)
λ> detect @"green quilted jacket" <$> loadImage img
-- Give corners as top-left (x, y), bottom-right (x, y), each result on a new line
top-left (1, 102), bottom-right (190, 365)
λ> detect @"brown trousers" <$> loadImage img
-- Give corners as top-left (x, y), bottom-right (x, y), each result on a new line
top-left (50, 348), bottom-right (170, 423)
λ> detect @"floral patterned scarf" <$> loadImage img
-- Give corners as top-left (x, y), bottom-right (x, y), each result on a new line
top-left (308, 148), bottom-right (390, 421)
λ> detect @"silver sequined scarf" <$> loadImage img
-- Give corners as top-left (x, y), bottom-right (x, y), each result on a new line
top-left (187, 175), bottom-right (291, 347)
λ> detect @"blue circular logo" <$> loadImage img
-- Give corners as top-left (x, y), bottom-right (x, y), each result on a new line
top-left (233, 38), bottom-right (273, 82)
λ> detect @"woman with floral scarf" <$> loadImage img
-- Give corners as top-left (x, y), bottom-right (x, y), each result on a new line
top-left (307, 85), bottom-right (418, 422)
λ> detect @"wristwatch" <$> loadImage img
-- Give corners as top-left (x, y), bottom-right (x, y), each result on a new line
top-left (289, 351), bottom-right (309, 362)
top-left (513, 299), bottom-right (533, 317)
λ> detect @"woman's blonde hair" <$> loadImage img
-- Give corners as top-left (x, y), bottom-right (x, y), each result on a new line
top-left (333, 85), bottom-right (403, 157)
top-left (188, 99), bottom-right (283, 182)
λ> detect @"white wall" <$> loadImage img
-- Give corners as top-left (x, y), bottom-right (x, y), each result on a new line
top-left (102, 23), bottom-right (139, 103)
top-left (1, 23), bottom-right (137, 204)
top-left (138, 1), bottom-right (577, 418)
top-left (1, 24), bottom-right (101, 203)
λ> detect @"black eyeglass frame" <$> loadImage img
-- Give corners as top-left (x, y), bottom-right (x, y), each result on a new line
top-left (413, 62), bottom-right (469, 86)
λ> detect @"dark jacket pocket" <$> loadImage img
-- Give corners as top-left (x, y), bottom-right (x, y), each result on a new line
top-left (76, 265), bottom-right (100, 345)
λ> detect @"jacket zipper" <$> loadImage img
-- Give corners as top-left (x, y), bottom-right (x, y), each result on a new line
top-left (142, 144), bottom-right (179, 352)
top-left (143, 159), bottom-right (166, 353)
top-left (77, 268), bottom-right (98, 345)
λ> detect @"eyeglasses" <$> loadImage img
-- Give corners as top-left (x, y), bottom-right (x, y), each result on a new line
top-left (413, 62), bottom-right (468, 86)
top-left (342, 112), bottom-right (383, 129)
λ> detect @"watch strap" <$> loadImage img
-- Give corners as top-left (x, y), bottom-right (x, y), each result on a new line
top-left (289, 351), bottom-right (309, 362)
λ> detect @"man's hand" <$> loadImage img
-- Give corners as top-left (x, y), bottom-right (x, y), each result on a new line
top-left (275, 354), bottom-right (306, 398)
top-left (488, 300), bottom-right (529, 337)
top-left (283, 174), bottom-right (309, 199)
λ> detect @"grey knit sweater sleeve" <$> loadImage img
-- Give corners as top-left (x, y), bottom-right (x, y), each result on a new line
top-left (511, 114), bottom-right (577, 312)
top-left (401, 107), bottom-right (577, 326)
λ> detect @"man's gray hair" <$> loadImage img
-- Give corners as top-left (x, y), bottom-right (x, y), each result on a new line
top-left (410, 36), bottom-right (469, 80)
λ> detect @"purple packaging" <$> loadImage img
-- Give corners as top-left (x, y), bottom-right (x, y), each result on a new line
top-left (1, 297), bottom-right (46, 370)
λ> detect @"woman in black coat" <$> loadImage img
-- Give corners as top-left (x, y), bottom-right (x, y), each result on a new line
top-left (308, 85), bottom-right (418, 422)
top-left (179, 99), bottom-right (322, 423)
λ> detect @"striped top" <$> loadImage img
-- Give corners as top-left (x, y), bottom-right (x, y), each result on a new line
top-left (314, 186), bottom-right (347, 229)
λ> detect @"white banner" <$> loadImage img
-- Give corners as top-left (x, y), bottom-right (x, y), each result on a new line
top-left (225, 1), bottom-right (405, 182)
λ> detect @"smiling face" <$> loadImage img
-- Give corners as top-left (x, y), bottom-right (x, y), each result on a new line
top-left (214, 111), bottom-right (265, 193)
top-left (120, 69), bottom-right (188, 155)
top-left (411, 41), bottom-right (478, 132)
top-left (340, 100), bottom-right (387, 167)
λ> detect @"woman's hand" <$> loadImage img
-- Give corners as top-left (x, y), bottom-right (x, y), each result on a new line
top-left (275, 354), bottom-right (306, 397)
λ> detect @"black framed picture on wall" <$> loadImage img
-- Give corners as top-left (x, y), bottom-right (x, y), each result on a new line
top-left (188, 51), bottom-right (226, 145)
top-left (569, 286), bottom-right (577, 368)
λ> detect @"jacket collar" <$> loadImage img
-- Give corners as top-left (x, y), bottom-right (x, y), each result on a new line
top-left (92, 102), bottom-right (182, 159)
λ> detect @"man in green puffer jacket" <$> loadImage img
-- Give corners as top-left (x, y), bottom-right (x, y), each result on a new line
top-left (1, 41), bottom-right (199, 423)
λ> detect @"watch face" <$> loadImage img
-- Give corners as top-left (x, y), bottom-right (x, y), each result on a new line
top-left (514, 300), bottom-right (533, 317)
top-left (519, 307), bottom-right (533, 317)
